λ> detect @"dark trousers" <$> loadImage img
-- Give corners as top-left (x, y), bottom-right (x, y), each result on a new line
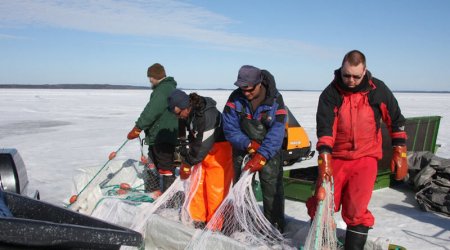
top-left (148, 143), bottom-right (176, 173)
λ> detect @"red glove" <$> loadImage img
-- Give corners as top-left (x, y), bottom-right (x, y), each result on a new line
top-left (127, 126), bottom-right (141, 140)
top-left (180, 163), bottom-right (191, 180)
top-left (307, 152), bottom-right (333, 218)
top-left (243, 153), bottom-right (266, 173)
top-left (318, 152), bottom-right (333, 184)
top-left (391, 145), bottom-right (408, 180)
top-left (247, 140), bottom-right (261, 154)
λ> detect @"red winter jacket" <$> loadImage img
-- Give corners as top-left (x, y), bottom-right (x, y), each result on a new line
top-left (316, 69), bottom-right (407, 160)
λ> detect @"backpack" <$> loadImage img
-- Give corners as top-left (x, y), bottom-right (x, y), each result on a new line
top-left (409, 151), bottom-right (450, 216)
top-left (415, 178), bottom-right (450, 216)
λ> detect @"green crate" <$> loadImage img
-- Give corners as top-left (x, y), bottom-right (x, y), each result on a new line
top-left (283, 167), bottom-right (316, 202)
top-left (405, 116), bottom-right (441, 153)
top-left (374, 170), bottom-right (392, 190)
top-left (283, 167), bottom-right (392, 202)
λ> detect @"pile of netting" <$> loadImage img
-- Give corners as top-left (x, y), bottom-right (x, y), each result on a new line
top-left (66, 139), bottom-right (161, 217)
top-left (186, 170), bottom-right (293, 250)
top-left (303, 179), bottom-right (340, 250)
top-left (125, 156), bottom-right (295, 249)
top-left (65, 137), bottom-right (396, 250)
top-left (123, 164), bottom-right (202, 249)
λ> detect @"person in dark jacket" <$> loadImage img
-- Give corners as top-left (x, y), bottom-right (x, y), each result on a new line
top-left (307, 50), bottom-right (408, 250)
top-left (127, 63), bottom-right (179, 193)
top-left (168, 89), bottom-right (234, 226)
top-left (222, 65), bottom-right (287, 232)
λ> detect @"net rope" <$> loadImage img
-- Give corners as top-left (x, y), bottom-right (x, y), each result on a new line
top-left (303, 178), bottom-right (340, 250)
top-left (67, 139), bottom-right (129, 210)
top-left (67, 139), bottom-right (160, 215)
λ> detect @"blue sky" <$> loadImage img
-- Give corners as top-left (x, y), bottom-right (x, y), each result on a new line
top-left (1, 1), bottom-right (449, 91)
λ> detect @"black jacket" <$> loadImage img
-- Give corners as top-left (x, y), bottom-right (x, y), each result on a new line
top-left (182, 97), bottom-right (226, 166)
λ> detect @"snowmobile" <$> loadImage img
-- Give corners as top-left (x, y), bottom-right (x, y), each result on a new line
top-left (282, 106), bottom-right (314, 166)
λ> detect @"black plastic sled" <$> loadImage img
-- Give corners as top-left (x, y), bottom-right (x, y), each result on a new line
top-left (0, 190), bottom-right (143, 249)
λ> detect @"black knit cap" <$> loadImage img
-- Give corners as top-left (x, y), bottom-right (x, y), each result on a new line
top-left (147, 63), bottom-right (166, 80)
top-left (168, 89), bottom-right (189, 112)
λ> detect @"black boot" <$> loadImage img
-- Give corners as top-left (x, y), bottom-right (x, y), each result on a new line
top-left (345, 225), bottom-right (369, 250)
top-left (162, 174), bottom-right (176, 192)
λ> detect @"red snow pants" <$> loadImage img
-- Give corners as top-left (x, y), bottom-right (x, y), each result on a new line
top-left (187, 141), bottom-right (234, 223)
top-left (333, 156), bottom-right (378, 227)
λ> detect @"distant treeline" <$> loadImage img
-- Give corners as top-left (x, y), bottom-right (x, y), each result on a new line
top-left (0, 84), bottom-right (448, 93)
top-left (0, 84), bottom-right (149, 89)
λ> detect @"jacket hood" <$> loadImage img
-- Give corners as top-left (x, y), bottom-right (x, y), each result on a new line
top-left (154, 76), bottom-right (177, 89)
top-left (261, 70), bottom-right (279, 101)
top-left (203, 96), bottom-right (217, 110)
top-left (193, 96), bottom-right (216, 116)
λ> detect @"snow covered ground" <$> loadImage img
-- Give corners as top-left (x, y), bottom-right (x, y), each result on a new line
top-left (1, 89), bottom-right (449, 249)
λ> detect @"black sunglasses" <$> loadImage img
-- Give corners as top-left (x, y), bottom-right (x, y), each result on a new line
top-left (342, 74), bottom-right (363, 80)
top-left (240, 83), bottom-right (260, 93)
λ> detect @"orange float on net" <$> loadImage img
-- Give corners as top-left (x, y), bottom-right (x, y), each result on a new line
top-left (108, 151), bottom-right (117, 160)
top-left (120, 183), bottom-right (131, 190)
top-left (316, 186), bottom-right (326, 201)
top-left (69, 195), bottom-right (78, 204)
top-left (140, 155), bottom-right (148, 164)
top-left (116, 189), bottom-right (128, 195)
top-left (151, 190), bottom-right (162, 199)
top-left (330, 218), bottom-right (337, 230)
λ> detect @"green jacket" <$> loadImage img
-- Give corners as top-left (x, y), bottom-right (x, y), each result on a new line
top-left (135, 77), bottom-right (178, 146)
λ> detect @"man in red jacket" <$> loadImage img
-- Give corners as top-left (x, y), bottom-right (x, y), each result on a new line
top-left (307, 50), bottom-right (408, 250)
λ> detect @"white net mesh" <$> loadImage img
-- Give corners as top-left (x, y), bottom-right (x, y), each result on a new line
top-left (128, 163), bottom-right (203, 236)
top-left (186, 170), bottom-right (294, 250)
top-left (66, 139), bottom-right (394, 250)
top-left (303, 179), bottom-right (340, 250)
top-left (67, 139), bottom-right (160, 215)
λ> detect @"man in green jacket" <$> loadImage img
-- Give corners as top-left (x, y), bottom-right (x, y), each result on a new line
top-left (127, 63), bottom-right (179, 192)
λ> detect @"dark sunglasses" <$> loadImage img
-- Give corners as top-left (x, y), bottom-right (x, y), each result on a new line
top-left (240, 83), bottom-right (260, 93)
top-left (342, 74), bottom-right (363, 80)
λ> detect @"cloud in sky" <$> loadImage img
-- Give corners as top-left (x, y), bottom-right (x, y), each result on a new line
top-left (0, 33), bottom-right (26, 40)
top-left (0, 0), bottom-right (331, 57)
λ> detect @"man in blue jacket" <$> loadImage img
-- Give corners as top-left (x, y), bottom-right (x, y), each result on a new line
top-left (222, 65), bottom-right (287, 232)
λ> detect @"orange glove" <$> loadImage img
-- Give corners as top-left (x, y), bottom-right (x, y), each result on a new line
top-left (247, 140), bottom-right (261, 154)
top-left (180, 163), bottom-right (191, 180)
top-left (318, 152), bottom-right (333, 184)
top-left (127, 126), bottom-right (141, 140)
top-left (306, 152), bottom-right (333, 218)
top-left (391, 145), bottom-right (408, 180)
top-left (243, 153), bottom-right (266, 173)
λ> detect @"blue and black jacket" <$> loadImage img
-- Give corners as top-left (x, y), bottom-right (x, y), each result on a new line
top-left (222, 70), bottom-right (287, 160)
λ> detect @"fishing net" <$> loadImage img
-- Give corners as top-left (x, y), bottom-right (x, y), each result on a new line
top-left (138, 138), bottom-right (162, 194)
top-left (303, 179), bottom-right (340, 250)
top-left (127, 153), bottom-right (296, 249)
top-left (128, 163), bottom-right (202, 231)
top-left (67, 139), bottom-right (160, 215)
top-left (186, 160), bottom-right (293, 250)
top-left (119, 164), bottom-right (203, 250)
